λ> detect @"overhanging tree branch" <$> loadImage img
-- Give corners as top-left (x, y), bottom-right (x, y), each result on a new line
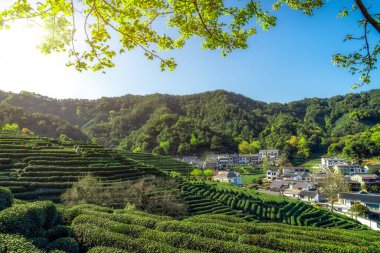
top-left (355, 0), bottom-right (380, 33)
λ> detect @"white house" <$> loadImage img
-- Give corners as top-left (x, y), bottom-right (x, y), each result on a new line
top-left (299, 191), bottom-right (325, 203)
top-left (213, 171), bottom-right (242, 186)
top-left (333, 164), bottom-right (366, 175)
top-left (289, 182), bottom-right (314, 191)
top-left (259, 150), bottom-right (279, 161)
top-left (238, 154), bottom-right (257, 164)
top-left (266, 168), bottom-right (281, 180)
top-left (321, 157), bottom-right (347, 168)
top-left (339, 192), bottom-right (380, 212)
top-left (292, 172), bottom-right (312, 181)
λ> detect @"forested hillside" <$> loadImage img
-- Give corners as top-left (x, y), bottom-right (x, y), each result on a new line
top-left (0, 89), bottom-right (379, 161)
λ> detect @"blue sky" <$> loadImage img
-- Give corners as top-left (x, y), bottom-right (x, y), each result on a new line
top-left (0, 0), bottom-right (379, 102)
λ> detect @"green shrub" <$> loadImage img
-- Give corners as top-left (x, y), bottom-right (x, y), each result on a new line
top-left (46, 237), bottom-right (80, 253)
top-left (46, 225), bottom-right (74, 241)
top-left (31, 236), bottom-right (49, 249)
top-left (72, 223), bottom-right (187, 253)
top-left (72, 214), bottom-right (146, 237)
top-left (87, 247), bottom-right (131, 253)
top-left (0, 186), bottom-right (14, 211)
top-left (0, 201), bottom-right (59, 237)
top-left (0, 233), bottom-right (42, 253)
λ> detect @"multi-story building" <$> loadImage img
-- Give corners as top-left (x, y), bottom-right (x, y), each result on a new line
top-left (334, 164), bottom-right (366, 176)
top-left (259, 150), bottom-right (279, 161)
top-left (321, 157), bottom-right (347, 168)
top-left (351, 174), bottom-right (380, 187)
top-left (266, 168), bottom-right (281, 180)
top-left (339, 192), bottom-right (380, 211)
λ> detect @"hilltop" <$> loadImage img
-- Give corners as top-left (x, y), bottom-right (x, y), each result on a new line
top-left (0, 89), bottom-right (379, 161)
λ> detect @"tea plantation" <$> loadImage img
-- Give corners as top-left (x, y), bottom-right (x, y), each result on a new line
top-left (0, 131), bottom-right (378, 252)
top-left (0, 131), bottom-right (153, 202)
top-left (178, 180), bottom-right (365, 229)
top-left (118, 151), bottom-right (196, 176)
top-left (0, 188), bottom-right (379, 253)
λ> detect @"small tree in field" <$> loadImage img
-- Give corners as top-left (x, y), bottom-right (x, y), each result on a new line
top-left (203, 169), bottom-right (214, 180)
top-left (350, 203), bottom-right (369, 218)
top-left (190, 169), bottom-right (203, 179)
top-left (321, 173), bottom-right (348, 212)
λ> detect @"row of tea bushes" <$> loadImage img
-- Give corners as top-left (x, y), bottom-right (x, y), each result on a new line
top-left (119, 151), bottom-right (195, 176)
top-left (0, 131), bottom-right (153, 202)
top-left (65, 204), bottom-right (379, 253)
top-left (0, 188), bottom-right (80, 253)
top-left (178, 180), bottom-right (364, 229)
top-left (0, 189), bottom-right (378, 253)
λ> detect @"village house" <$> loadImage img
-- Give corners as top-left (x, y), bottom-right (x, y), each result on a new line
top-left (339, 192), bottom-right (380, 211)
top-left (289, 181), bottom-right (314, 191)
top-left (180, 156), bottom-right (204, 168)
top-left (351, 174), bottom-right (380, 187)
top-left (283, 188), bottom-right (302, 199)
top-left (238, 154), bottom-right (258, 165)
top-left (299, 191), bottom-right (325, 203)
top-left (259, 149), bottom-right (280, 161)
top-left (282, 167), bottom-right (307, 176)
top-left (181, 155), bottom-right (198, 163)
top-left (320, 157), bottom-right (347, 169)
top-left (213, 171), bottom-right (242, 186)
top-left (283, 186), bottom-right (318, 201)
top-left (216, 154), bottom-right (231, 168)
top-left (266, 168), bottom-right (281, 180)
top-left (290, 172), bottom-right (312, 181)
top-left (333, 163), bottom-right (366, 175)
top-left (269, 180), bottom-right (290, 192)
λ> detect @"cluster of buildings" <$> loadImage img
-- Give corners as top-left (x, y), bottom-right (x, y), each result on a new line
top-left (320, 157), bottom-right (367, 175)
top-left (179, 149), bottom-right (280, 169)
top-left (266, 157), bottom-right (380, 229)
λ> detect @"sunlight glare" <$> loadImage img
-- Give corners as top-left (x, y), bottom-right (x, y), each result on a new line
top-left (0, 22), bottom-right (98, 98)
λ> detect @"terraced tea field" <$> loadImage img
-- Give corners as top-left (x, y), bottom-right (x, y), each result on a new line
top-left (0, 131), bottom-right (149, 202)
top-left (179, 180), bottom-right (366, 229)
top-left (119, 151), bottom-right (196, 176)
top-left (0, 131), bottom-right (370, 230)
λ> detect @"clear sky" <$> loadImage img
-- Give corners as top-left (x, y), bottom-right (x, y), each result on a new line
top-left (0, 1), bottom-right (379, 103)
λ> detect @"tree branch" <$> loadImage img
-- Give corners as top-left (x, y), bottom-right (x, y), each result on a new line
top-left (355, 0), bottom-right (380, 33)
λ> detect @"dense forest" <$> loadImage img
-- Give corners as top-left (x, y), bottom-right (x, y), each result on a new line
top-left (0, 89), bottom-right (379, 162)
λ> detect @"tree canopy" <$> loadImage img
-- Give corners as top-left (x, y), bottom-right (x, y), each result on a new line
top-left (0, 0), bottom-right (378, 86)
top-left (1, 89), bottom-right (379, 161)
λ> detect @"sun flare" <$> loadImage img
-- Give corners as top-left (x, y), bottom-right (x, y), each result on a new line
top-left (0, 23), bottom-right (78, 97)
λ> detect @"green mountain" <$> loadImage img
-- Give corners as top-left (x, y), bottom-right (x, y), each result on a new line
top-left (1, 89), bottom-right (379, 161)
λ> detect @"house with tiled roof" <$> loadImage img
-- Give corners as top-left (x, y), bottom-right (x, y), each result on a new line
top-left (339, 192), bottom-right (380, 211)
top-left (213, 171), bottom-right (242, 186)
top-left (351, 174), bottom-right (380, 187)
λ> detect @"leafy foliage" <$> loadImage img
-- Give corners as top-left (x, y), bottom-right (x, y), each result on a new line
top-left (0, 0), bottom-right (378, 87)
top-left (0, 186), bottom-right (13, 211)
top-left (0, 89), bottom-right (380, 161)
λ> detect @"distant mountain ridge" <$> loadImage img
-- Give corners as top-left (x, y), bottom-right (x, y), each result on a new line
top-left (0, 89), bottom-right (379, 161)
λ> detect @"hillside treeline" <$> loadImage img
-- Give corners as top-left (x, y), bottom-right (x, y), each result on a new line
top-left (0, 89), bottom-right (379, 161)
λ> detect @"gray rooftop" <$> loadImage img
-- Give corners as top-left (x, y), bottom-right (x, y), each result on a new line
top-left (339, 193), bottom-right (380, 204)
